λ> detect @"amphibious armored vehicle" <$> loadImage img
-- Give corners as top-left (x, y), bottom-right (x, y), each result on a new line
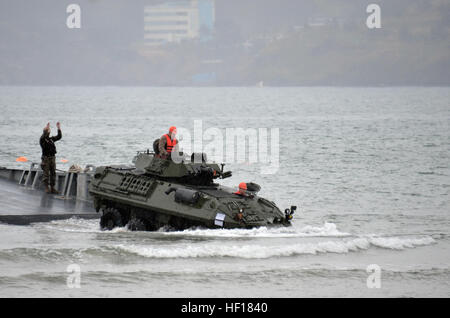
top-left (88, 151), bottom-right (296, 231)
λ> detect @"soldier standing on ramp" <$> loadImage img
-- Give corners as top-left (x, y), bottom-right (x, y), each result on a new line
top-left (39, 122), bottom-right (62, 193)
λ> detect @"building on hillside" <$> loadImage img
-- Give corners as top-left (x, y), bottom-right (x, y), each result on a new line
top-left (144, 0), bottom-right (215, 46)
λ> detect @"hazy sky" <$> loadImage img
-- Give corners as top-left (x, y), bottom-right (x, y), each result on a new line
top-left (0, 0), bottom-right (449, 85)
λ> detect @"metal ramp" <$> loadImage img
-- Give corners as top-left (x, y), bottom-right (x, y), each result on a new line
top-left (0, 176), bottom-right (98, 225)
top-left (60, 171), bottom-right (76, 199)
top-left (18, 163), bottom-right (78, 199)
top-left (18, 162), bottom-right (41, 189)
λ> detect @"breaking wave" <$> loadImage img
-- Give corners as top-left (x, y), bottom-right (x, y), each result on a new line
top-left (161, 222), bottom-right (350, 238)
top-left (0, 235), bottom-right (436, 262)
top-left (116, 235), bottom-right (436, 259)
top-left (7, 218), bottom-right (436, 261)
top-left (32, 218), bottom-right (349, 238)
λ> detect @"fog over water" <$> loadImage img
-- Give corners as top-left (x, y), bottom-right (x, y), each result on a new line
top-left (1, 0), bottom-right (449, 85)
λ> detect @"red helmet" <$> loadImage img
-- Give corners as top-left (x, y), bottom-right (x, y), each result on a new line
top-left (169, 126), bottom-right (177, 133)
top-left (239, 182), bottom-right (247, 190)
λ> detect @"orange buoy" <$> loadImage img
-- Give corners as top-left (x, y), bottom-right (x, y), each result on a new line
top-left (16, 156), bottom-right (28, 162)
top-left (61, 159), bottom-right (69, 163)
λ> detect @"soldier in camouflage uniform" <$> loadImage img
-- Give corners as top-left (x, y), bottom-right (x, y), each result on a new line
top-left (39, 122), bottom-right (62, 193)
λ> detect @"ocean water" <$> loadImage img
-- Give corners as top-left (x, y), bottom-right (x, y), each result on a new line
top-left (0, 86), bottom-right (449, 297)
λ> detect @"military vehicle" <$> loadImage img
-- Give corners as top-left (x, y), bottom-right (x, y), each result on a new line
top-left (88, 151), bottom-right (296, 231)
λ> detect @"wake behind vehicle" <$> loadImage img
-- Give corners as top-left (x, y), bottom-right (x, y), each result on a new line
top-left (88, 151), bottom-right (296, 231)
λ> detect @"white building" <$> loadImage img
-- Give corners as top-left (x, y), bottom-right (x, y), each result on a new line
top-left (144, 0), bottom-right (207, 46)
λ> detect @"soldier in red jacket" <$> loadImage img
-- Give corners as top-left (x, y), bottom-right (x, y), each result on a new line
top-left (158, 126), bottom-right (179, 160)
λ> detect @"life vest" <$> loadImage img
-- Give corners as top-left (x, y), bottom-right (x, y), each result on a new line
top-left (164, 134), bottom-right (177, 153)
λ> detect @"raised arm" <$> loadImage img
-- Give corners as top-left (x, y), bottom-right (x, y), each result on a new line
top-left (51, 122), bottom-right (62, 141)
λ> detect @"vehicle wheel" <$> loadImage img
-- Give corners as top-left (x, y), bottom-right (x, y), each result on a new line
top-left (100, 208), bottom-right (123, 230)
top-left (128, 218), bottom-right (147, 231)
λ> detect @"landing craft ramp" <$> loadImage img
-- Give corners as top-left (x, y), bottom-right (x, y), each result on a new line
top-left (0, 166), bottom-right (98, 225)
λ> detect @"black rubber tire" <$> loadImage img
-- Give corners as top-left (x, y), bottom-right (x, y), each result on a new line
top-left (100, 208), bottom-right (123, 230)
top-left (128, 218), bottom-right (147, 231)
